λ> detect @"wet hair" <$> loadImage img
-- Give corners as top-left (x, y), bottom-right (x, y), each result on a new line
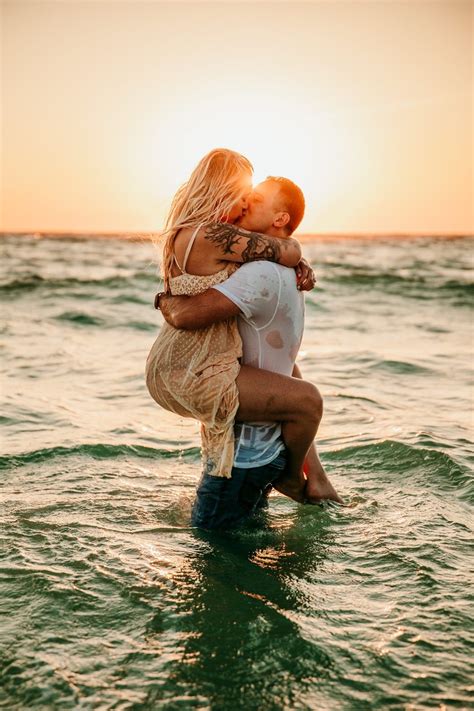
top-left (160, 148), bottom-right (253, 290)
top-left (264, 176), bottom-right (305, 234)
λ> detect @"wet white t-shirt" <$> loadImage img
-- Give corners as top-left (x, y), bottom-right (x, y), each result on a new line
top-left (213, 261), bottom-right (305, 468)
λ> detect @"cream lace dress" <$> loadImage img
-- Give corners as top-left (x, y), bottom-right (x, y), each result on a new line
top-left (145, 225), bottom-right (242, 478)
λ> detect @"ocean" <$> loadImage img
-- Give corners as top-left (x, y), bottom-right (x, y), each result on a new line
top-left (1, 233), bottom-right (473, 710)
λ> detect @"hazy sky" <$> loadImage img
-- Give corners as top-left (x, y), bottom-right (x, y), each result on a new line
top-left (2, 0), bottom-right (472, 234)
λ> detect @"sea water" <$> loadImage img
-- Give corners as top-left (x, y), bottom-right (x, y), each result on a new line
top-left (1, 234), bottom-right (473, 710)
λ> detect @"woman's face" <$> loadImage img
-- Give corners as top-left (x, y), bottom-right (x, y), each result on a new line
top-left (222, 174), bottom-right (253, 224)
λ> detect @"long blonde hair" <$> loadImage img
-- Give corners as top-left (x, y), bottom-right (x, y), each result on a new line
top-left (160, 148), bottom-right (253, 291)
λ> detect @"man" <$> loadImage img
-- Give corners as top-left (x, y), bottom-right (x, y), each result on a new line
top-left (157, 176), bottom-right (342, 530)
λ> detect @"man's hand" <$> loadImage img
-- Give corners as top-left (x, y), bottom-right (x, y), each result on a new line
top-left (155, 292), bottom-right (190, 329)
top-left (154, 291), bottom-right (167, 310)
top-left (295, 258), bottom-right (316, 291)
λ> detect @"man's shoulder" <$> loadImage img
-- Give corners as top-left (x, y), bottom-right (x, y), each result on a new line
top-left (237, 261), bottom-right (291, 273)
top-left (226, 262), bottom-right (299, 299)
top-left (221, 262), bottom-right (298, 299)
top-left (233, 261), bottom-right (295, 281)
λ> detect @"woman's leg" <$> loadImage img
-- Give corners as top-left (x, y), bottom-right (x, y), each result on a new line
top-left (235, 365), bottom-right (323, 503)
top-left (303, 442), bottom-right (344, 504)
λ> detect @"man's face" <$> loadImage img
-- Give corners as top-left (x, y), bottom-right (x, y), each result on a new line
top-left (237, 181), bottom-right (282, 234)
top-left (224, 174), bottom-right (253, 223)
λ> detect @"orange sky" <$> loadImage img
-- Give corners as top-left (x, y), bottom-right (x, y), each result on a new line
top-left (1, 1), bottom-right (472, 234)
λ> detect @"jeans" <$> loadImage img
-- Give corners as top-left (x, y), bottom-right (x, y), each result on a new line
top-left (191, 451), bottom-right (287, 530)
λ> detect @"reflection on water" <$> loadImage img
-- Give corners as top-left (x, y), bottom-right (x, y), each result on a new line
top-left (142, 511), bottom-right (336, 709)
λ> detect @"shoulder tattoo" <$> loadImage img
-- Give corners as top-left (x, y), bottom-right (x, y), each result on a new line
top-left (204, 223), bottom-right (282, 263)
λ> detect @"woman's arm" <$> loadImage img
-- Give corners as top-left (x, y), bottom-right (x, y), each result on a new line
top-left (203, 222), bottom-right (302, 268)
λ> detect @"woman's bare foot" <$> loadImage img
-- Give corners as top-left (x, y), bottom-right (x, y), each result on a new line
top-left (302, 443), bottom-right (344, 505)
top-left (272, 448), bottom-right (343, 506)
top-left (304, 472), bottom-right (343, 505)
top-left (272, 473), bottom-right (306, 504)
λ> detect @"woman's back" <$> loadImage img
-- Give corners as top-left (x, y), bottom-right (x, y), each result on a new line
top-left (168, 224), bottom-right (235, 291)
top-left (170, 225), bottom-right (226, 280)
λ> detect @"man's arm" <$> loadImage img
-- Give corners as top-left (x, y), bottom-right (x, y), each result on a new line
top-left (158, 289), bottom-right (240, 330)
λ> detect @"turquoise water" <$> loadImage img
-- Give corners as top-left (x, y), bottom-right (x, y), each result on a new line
top-left (1, 234), bottom-right (473, 710)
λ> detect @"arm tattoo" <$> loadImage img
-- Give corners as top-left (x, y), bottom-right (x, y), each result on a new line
top-left (204, 222), bottom-right (282, 263)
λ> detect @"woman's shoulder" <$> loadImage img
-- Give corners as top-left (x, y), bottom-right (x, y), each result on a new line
top-left (173, 225), bottom-right (202, 255)
top-left (174, 225), bottom-right (196, 242)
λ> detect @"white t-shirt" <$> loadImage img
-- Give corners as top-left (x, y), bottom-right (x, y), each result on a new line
top-left (213, 261), bottom-right (305, 468)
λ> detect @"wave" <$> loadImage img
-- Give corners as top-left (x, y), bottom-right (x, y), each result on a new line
top-left (52, 312), bottom-right (158, 329)
top-left (1, 268), bottom-right (472, 309)
top-left (55, 311), bottom-right (105, 326)
top-left (367, 359), bottom-right (433, 375)
top-left (3, 439), bottom-right (470, 497)
top-left (321, 270), bottom-right (473, 305)
top-left (0, 442), bottom-right (200, 470)
top-left (0, 272), bottom-right (161, 296)
top-left (323, 439), bottom-right (472, 498)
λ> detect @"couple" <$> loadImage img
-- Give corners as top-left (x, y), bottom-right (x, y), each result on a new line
top-left (146, 148), bottom-right (342, 530)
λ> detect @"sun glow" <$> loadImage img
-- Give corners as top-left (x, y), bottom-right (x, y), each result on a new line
top-left (132, 87), bottom-right (352, 232)
top-left (3, 1), bottom-right (471, 234)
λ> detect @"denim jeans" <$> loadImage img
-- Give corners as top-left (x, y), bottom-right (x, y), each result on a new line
top-left (191, 451), bottom-right (287, 530)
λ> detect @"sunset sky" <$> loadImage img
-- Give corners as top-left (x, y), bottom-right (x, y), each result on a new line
top-left (2, 0), bottom-right (472, 235)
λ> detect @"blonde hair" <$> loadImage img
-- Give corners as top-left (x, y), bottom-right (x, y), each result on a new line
top-left (160, 148), bottom-right (253, 290)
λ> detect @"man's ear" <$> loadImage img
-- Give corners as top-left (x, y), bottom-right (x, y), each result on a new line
top-left (274, 212), bottom-right (290, 229)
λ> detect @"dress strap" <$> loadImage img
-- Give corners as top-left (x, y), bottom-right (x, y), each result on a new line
top-left (181, 224), bottom-right (202, 273)
top-left (171, 252), bottom-right (184, 273)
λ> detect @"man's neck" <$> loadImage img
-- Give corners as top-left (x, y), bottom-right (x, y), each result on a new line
top-left (265, 226), bottom-right (289, 239)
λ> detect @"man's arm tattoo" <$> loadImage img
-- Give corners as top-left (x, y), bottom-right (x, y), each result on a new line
top-left (204, 223), bottom-right (282, 263)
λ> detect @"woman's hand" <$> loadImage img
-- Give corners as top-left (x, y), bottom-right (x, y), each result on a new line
top-left (295, 258), bottom-right (316, 291)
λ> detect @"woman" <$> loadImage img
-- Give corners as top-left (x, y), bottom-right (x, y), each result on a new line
top-left (146, 148), bottom-right (322, 500)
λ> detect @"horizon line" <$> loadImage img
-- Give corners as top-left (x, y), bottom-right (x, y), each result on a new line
top-left (1, 230), bottom-right (473, 242)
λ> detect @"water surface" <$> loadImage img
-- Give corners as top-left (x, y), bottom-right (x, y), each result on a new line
top-left (1, 234), bottom-right (473, 709)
